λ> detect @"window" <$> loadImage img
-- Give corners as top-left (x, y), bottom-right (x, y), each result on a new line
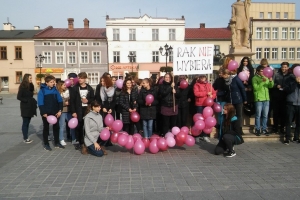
top-left (169, 51), bottom-right (173, 62)
top-left (290, 28), bottom-right (295, 39)
top-left (0, 46), bottom-right (7, 59)
top-left (276, 12), bottom-right (280, 19)
top-left (289, 48), bottom-right (295, 59)
top-left (272, 48), bottom-right (278, 60)
top-left (256, 48), bottom-right (262, 60)
top-left (128, 51), bottom-right (136, 62)
top-left (256, 28), bottom-right (262, 39)
top-left (87, 72), bottom-right (99, 86)
top-left (264, 28), bottom-right (270, 39)
top-left (15, 46), bottom-right (22, 59)
top-left (298, 28), bottom-right (300, 39)
top-left (93, 52), bottom-right (101, 63)
top-left (80, 52), bottom-right (88, 63)
top-left (259, 12), bottom-right (264, 19)
top-left (282, 28), bottom-right (288, 39)
top-left (284, 12), bottom-right (288, 19)
top-left (68, 42), bottom-right (76, 46)
top-left (297, 48), bottom-right (300, 59)
top-left (169, 29), bottom-right (176, 41)
top-left (56, 51), bottom-right (64, 64)
top-left (214, 45), bottom-right (220, 55)
top-left (56, 42), bottom-right (63, 46)
top-left (281, 48), bottom-right (287, 59)
top-left (272, 28), bottom-right (278, 39)
top-left (268, 12), bottom-right (272, 19)
top-left (93, 42), bottom-right (100, 46)
top-left (152, 29), bottom-right (159, 41)
top-left (129, 29), bottom-right (136, 41)
top-left (43, 42), bottom-right (50, 46)
top-left (68, 52), bottom-right (76, 64)
top-left (113, 29), bottom-right (120, 41)
top-left (152, 51), bottom-right (159, 62)
top-left (113, 51), bottom-right (120, 63)
top-left (16, 71), bottom-right (22, 84)
top-left (264, 48), bottom-right (270, 59)
top-left (43, 52), bottom-right (52, 64)
top-left (80, 42), bottom-right (88, 46)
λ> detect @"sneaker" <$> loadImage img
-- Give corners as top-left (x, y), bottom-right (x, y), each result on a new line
top-left (272, 127), bottom-right (278, 134)
top-left (203, 137), bottom-right (211, 143)
top-left (24, 139), bottom-right (33, 144)
top-left (283, 140), bottom-right (290, 145)
top-left (291, 122), bottom-right (296, 128)
top-left (54, 143), bottom-right (65, 149)
top-left (292, 138), bottom-right (299, 143)
top-left (262, 130), bottom-right (269, 136)
top-left (44, 144), bottom-right (52, 151)
top-left (224, 149), bottom-right (229, 154)
top-left (255, 129), bottom-right (261, 136)
top-left (48, 136), bottom-right (51, 141)
top-left (72, 140), bottom-right (79, 145)
top-left (74, 144), bottom-right (81, 150)
top-left (225, 150), bottom-right (236, 157)
top-left (60, 140), bottom-right (67, 146)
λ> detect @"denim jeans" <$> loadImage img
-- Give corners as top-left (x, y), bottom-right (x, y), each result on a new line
top-left (255, 101), bottom-right (269, 131)
top-left (22, 117), bottom-right (31, 140)
top-left (87, 144), bottom-right (104, 157)
top-left (59, 112), bottom-right (75, 141)
top-left (143, 120), bottom-right (153, 138)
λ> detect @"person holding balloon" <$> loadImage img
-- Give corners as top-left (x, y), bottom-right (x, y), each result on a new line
top-left (37, 75), bottom-right (64, 151)
top-left (176, 75), bottom-right (190, 128)
top-left (137, 78), bottom-right (158, 138)
top-left (237, 57), bottom-right (254, 104)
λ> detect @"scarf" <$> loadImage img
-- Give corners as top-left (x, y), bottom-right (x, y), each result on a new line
top-left (61, 89), bottom-right (70, 99)
top-left (224, 75), bottom-right (236, 85)
top-left (100, 86), bottom-right (115, 102)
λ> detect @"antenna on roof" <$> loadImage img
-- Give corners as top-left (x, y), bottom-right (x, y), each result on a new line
top-left (156, 8), bottom-right (157, 17)
top-left (7, 17), bottom-right (9, 23)
top-left (139, 9), bottom-right (141, 17)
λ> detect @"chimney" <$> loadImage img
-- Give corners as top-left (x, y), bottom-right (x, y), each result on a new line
top-left (67, 18), bottom-right (74, 31)
top-left (181, 15), bottom-right (185, 20)
top-left (106, 15), bottom-right (109, 20)
top-left (34, 26), bottom-right (40, 30)
top-left (83, 18), bottom-right (89, 29)
top-left (200, 23), bottom-right (205, 28)
top-left (3, 23), bottom-right (12, 30)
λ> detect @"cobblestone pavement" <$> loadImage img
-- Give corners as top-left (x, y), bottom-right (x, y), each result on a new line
top-left (0, 94), bottom-right (300, 200)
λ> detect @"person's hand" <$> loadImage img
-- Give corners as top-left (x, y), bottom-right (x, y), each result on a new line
top-left (277, 85), bottom-right (281, 89)
top-left (72, 113), bottom-right (77, 118)
top-left (243, 81), bottom-right (248, 85)
top-left (56, 111), bottom-right (62, 118)
top-left (133, 109), bottom-right (136, 112)
top-left (207, 92), bottom-right (212, 96)
top-left (172, 89), bottom-right (176, 94)
top-left (108, 109), bottom-right (112, 114)
top-left (103, 108), bottom-right (107, 113)
top-left (129, 109), bottom-right (133, 113)
top-left (269, 77), bottom-right (273, 81)
top-left (244, 101), bottom-right (247, 104)
top-left (94, 142), bottom-right (101, 151)
top-left (81, 98), bottom-right (88, 104)
top-left (133, 101), bottom-right (136, 104)
top-left (43, 114), bottom-right (48, 118)
top-left (171, 83), bottom-right (175, 87)
top-left (65, 101), bottom-right (69, 106)
top-left (105, 127), bottom-right (110, 130)
top-left (148, 104), bottom-right (151, 107)
top-left (262, 77), bottom-right (266, 82)
top-left (296, 77), bottom-right (300, 83)
top-left (187, 98), bottom-right (191, 102)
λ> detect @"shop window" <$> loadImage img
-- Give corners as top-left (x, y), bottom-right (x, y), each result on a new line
top-left (16, 71), bottom-right (22, 83)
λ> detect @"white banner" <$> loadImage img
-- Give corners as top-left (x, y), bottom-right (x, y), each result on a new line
top-left (173, 44), bottom-right (214, 75)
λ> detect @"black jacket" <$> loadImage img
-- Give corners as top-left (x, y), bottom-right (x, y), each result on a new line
top-left (17, 85), bottom-right (37, 117)
top-left (119, 89), bottom-right (138, 124)
top-left (158, 81), bottom-right (180, 107)
top-left (94, 84), bottom-right (102, 105)
top-left (137, 87), bottom-right (158, 120)
top-left (213, 77), bottom-right (227, 102)
top-left (177, 82), bottom-right (190, 108)
top-left (221, 116), bottom-right (244, 145)
top-left (273, 70), bottom-right (292, 100)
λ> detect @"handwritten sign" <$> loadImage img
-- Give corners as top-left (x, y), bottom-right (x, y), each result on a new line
top-left (173, 44), bottom-right (214, 75)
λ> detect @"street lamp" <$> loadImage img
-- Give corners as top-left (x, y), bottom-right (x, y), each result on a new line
top-left (35, 54), bottom-right (45, 83)
top-left (128, 52), bottom-right (136, 73)
top-left (159, 43), bottom-right (173, 72)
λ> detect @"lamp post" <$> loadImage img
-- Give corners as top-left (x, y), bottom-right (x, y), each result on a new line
top-left (159, 44), bottom-right (173, 72)
top-left (128, 52), bottom-right (136, 73)
top-left (35, 54), bottom-right (45, 83)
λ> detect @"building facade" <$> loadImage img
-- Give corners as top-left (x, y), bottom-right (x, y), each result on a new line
top-left (34, 18), bottom-right (108, 88)
top-left (0, 23), bottom-right (41, 93)
top-left (106, 14), bottom-right (185, 78)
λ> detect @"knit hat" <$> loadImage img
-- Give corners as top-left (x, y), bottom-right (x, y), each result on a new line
top-left (68, 73), bottom-right (77, 78)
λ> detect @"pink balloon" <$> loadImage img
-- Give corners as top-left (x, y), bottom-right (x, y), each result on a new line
top-left (125, 135), bottom-right (134, 149)
top-left (228, 60), bottom-right (238, 71)
top-left (166, 137), bottom-right (176, 147)
top-left (104, 114), bottom-right (114, 126)
top-left (180, 126), bottom-right (189, 134)
top-left (191, 126), bottom-right (201, 136)
top-left (172, 127), bottom-right (180, 135)
top-left (73, 77), bottom-right (79, 85)
top-left (111, 120), bottom-right (123, 132)
top-left (179, 80), bottom-right (188, 89)
top-left (185, 135), bottom-right (196, 146)
top-left (64, 79), bottom-right (72, 88)
top-left (158, 78), bottom-right (164, 85)
top-left (100, 128), bottom-right (110, 141)
top-left (203, 107), bottom-right (213, 118)
top-left (117, 134), bottom-right (128, 146)
top-left (150, 134), bottom-right (160, 142)
top-left (263, 67), bottom-right (273, 78)
top-left (177, 132), bottom-right (187, 143)
top-left (204, 97), bottom-right (214, 107)
top-left (142, 138), bottom-right (150, 148)
top-left (116, 79), bottom-right (124, 89)
top-left (213, 103), bottom-right (222, 113)
top-left (203, 127), bottom-right (213, 134)
top-left (157, 138), bottom-right (168, 151)
top-left (110, 132), bottom-right (119, 143)
top-left (145, 94), bottom-right (154, 104)
top-left (193, 113), bottom-right (204, 122)
top-left (238, 72), bottom-right (248, 81)
top-left (68, 118), bottom-right (78, 129)
top-left (134, 139), bottom-right (145, 155)
top-left (165, 132), bottom-right (174, 138)
top-left (195, 120), bottom-right (205, 131)
top-left (130, 112), bottom-right (140, 123)
top-left (175, 136), bottom-right (184, 146)
top-left (133, 133), bottom-right (142, 142)
top-left (47, 115), bottom-right (57, 125)
top-left (205, 117), bottom-right (217, 128)
top-left (120, 131), bottom-right (129, 135)
top-left (149, 139), bottom-right (159, 154)
top-left (293, 66), bottom-right (300, 77)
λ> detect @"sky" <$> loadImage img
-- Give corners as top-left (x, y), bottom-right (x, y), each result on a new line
top-left (0, 0), bottom-right (299, 29)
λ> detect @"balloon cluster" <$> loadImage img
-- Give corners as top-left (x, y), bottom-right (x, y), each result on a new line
top-left (294, 66), bottom-right (300, 77)
top-left (64, 77), bottom-right (79, 88)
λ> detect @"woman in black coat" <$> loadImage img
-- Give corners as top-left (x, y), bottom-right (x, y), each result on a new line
top-left (119, 78), bottom-right (138, 135)
top-left (17, 74), bottom-right (37, 143)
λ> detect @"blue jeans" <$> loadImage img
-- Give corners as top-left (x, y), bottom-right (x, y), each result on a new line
top-left (255, 101), bottom-right (269, 131)
top-left (59, 112), bottom-right (75, 141)
top-left (22, 117), bottom-right (31, 140)
top-left (143, 120), bottom-right (153, 138)
top-left (87, 144), bottom-right (104, 157)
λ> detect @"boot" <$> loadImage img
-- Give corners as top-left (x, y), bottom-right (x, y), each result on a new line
top-left (81, 144), bottom-right (89, 155)
top-left (101, 146), bottom-right (107, 155)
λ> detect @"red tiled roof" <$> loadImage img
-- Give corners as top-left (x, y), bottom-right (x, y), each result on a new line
top-left (185, 28), bottom-right (231, 40)
top-left (34, 26), bottom-right (106, 39)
